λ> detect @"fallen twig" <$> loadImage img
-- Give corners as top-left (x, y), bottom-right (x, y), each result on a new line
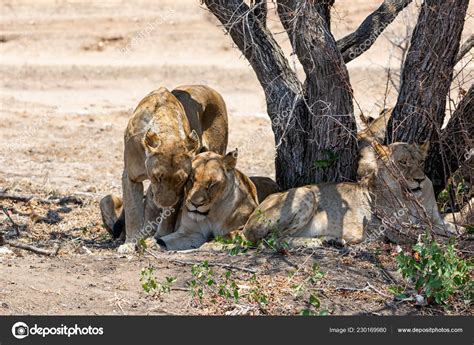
top-left (114, 292), bottom-right (125, 315)
top-left (171, 287), bottom-right (190, 292)
top-left (2, 208), bottom-right (20, 236)
top-left (5, 240), bottom-right (59, 256)
top-left (327, 282), bottom-right (391, 298)
top-left (0, 193), bottom-right (83, 206)
top-left (377, 264), bottom-right (399, 285)
top-left (29, 285), bottom-right (62, 295)
top-left (334, 285), bottom-right (370, 292)
top-left (0, 193), bottom-right (51, 204)
top-left (366, 282), bottom-right (391, 298)
top-left (145, 249), bottom-right (258, 273)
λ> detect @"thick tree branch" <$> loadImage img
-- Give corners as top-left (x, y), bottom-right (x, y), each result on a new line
top-left (337, 0), bottom-right (413, 63)
top-left (385, 0), bottom-right (469, 144)
top-left (455, 34), bottom-right (474, 64)
top-left (277, 0), bottom-right (336, 78)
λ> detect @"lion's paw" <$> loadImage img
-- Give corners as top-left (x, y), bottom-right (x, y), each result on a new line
top-left (144, 237), bottom-right (159, 249)
top-left (117, 242), bottom-right (136, 254)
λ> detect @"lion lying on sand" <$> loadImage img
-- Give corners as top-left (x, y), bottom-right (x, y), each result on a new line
top-left (243, 141), bottom-right (460, 245)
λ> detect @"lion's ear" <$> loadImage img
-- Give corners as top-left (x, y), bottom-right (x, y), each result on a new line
top-left (185, 130), bottom-right (201, 155)
top-left (372, 140), bottom-right (389, 158)
top-left (224, 149), bottom-right (238, 170)
top-left (418, 141), bottom-right (430, 158)
top-left (143, 129), bottom-right (161, 154)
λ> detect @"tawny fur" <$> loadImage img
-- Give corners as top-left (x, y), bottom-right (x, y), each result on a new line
top-left (244, 141), bottom-right (459, 245)
top-left (157, 150), bottom-right (270, 251)
top-left (100, 85), bottom-right (228, 253)
top-left (357, 108), bottom-right (392, 179)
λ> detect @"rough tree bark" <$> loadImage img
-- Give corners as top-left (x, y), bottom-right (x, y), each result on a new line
top-left (337, 0), bottom-right (413, 63)
top-left (385, 0), bottom-right (469, 144)
top-left (204, 0), bottom-right (406, 188)
top-left (204, 0), bottom-right (304, 189)
top-left (276, 0), bottom-right (356, 185)
top-left (383, 0), bottom-right (470, 197)
top-left (426, 85), bottom-right (474, 197)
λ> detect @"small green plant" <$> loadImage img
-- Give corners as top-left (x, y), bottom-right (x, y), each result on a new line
top-left (309, 263), bottom-right (325, 282)
top-left (291, 263), bottom-right (328, 316)
top-left (248, 273), bottom-right (269, 306)
top-left (189, 260), bottom-right (215, 301)
top-left (140, 266), bottom-right (176, 295)
top-left (189, 261), bottom-right (242, 304)
top-left (218, 271), bottom-right (239, 302)
top-left (214, 234), bottom-right (256, 256)
top-left (314, 149), bottom-right (339, 169)
top-left (437, 180), bottom-right (470, 211)
top-left (187, 261), bottom-right (274, 311)
top-left (466, 225), bottom-right (474, 235)
top-left (388, 285), bottom-right (408, 300)
top-left (137, 238), bottom-right (148, 255)
top-left (396, 237), bottom-right (472, 304)
top-left (263, 230), bottom-right (289, 254)
top-left (140, 266), bottom-right (157, 293)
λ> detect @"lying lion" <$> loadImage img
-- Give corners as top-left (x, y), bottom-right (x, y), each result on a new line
top-left (157, 150), bottom-right (280, 250)
top-left (357, 108), bottom-right (472, 226)
top-left (104, 85), bottom-right (229, 253)
top-left (102, 150), bottom-right (280, 251)
top-left (243, 141), bottom-right (460, 245)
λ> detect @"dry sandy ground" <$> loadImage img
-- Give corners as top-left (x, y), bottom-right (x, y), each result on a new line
top-left (0, 0), bottom-right (472, 315)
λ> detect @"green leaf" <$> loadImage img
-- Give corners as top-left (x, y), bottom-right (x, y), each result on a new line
top-left (309, 294), bottom-right (320, 308)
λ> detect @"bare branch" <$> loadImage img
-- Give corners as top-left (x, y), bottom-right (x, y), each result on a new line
top-left (5, 240), bottom-right (59, 256)
top-left (0, 192), bottom-right (83, 205)
top-left (337, 0), bottom-right (413, 63)
top-left (455, 34), bottom-right (474, 64)
top-left (203, 0), bottom-right (302, 115)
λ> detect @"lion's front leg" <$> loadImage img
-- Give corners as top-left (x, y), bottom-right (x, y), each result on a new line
top-left (154, 199), bottom-right (181, 239)
top-left (143, 187), bottom-right (179, 244)
top-left (119, 170), bottom-right (144, 253)
top-left (157, 226), bottom-right (207, 251)
top-left (421, 181), bottom-right (462, 236)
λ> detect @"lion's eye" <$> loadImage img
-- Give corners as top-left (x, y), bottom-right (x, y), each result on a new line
top-left (207, 182), bottom-right (216, 190)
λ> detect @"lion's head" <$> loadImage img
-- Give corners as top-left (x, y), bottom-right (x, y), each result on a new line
top-left (184, 149), bottom-right (238, 221)
top-left (372, 140), bottom-right (429, 197)
top-left (143, 129), bottom-right (201, 208)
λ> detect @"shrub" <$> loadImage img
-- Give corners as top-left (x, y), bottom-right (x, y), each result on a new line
top-left (396, 237), bottom-right (472, 304)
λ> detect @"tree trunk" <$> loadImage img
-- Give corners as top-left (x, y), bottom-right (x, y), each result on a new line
top-left (277, 0), bottom-right (357, 185)
top-left (204, 0), bottom-right (411, 189)
top-left (385, 0), bottom-right (469, 144)
top-left (426, 85), bottom-right (474, 197)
